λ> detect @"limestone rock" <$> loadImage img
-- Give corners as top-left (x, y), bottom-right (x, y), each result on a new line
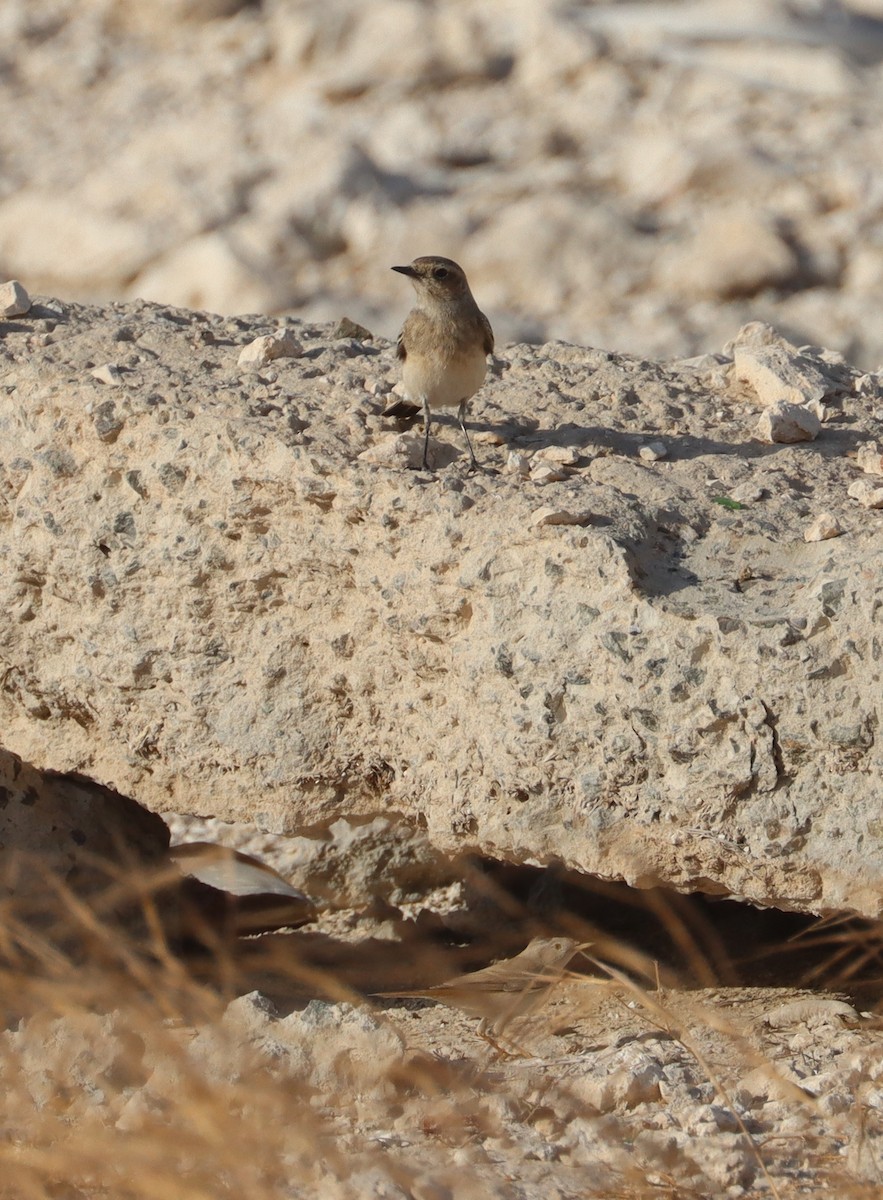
top-left (638, 441), bottom-right (668, 462)
top-left (732, 324), bottom-right (834, 409)
top-left (333, 317), bottom-right (373, 341)
top-left (847, 479), bottom-right (883, 508)
top-left (804, 513), bottom-right (841, 542)
top-left (238, 329), bottom-right (303, 367)
top-left (0, 279), bottom-right (30, 317)
top-left (530, 463), bottom-right (568, 484)
top-left (755, 401), bottom-right (821, 444)
top-left (530, 506), bottom-right (593, 528)
top-left (856, 440), bottom-right (883, 476)
top-left (0, 298), bottom-right (880, 919)
top-left (91, 363), bottom-right (124, 386)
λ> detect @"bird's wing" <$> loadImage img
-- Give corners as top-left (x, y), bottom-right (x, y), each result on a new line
top-left (480, 311), bottom-right (494, 356)
top-left (396, 328), bottom-right (407, 361)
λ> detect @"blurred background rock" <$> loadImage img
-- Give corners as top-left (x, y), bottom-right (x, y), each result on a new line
top-left (3, 0), bottom-right (883, 363)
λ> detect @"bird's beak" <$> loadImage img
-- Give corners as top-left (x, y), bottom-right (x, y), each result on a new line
top-left (391, 264), bottom-right (418, 277)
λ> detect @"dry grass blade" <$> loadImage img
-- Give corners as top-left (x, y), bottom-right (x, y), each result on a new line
top-left (585, 954), bottom-right (788, 1200)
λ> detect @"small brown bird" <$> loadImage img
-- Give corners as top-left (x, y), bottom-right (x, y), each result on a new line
top-left (390, 255), bottom-right (494, 471)
top-left (375, 935), bottom-right (583, 1040)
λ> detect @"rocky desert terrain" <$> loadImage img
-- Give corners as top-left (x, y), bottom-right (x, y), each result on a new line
top-left (2, 1), bottom-right (883, 1198)
top-left (3, 0), bottom-right (883, 364)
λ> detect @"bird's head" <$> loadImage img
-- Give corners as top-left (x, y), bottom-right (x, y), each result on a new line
top-left (391, 256), bottom-right (472, 303)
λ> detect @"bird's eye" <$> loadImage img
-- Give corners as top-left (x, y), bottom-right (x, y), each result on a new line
top-left (432, 267), bottom-right (449, 280)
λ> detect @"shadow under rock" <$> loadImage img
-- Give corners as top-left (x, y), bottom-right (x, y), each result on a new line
top-left (178, 926), bottom-right (551, 1015)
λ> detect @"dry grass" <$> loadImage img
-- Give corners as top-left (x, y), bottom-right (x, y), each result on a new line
top-left (3, 854), bottom-right (883, 1199)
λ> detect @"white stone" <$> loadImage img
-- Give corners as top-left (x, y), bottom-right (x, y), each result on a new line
top-left (638, 441), bottom-right (667, 462)
top-left (0, 279), bottom-right (30, 317)
top-left (533, 445), bottom-right (579, 465)
top-left (529, 464), bottom-right (567, 484)
top-left (731, 324), bottom-right (831, 408)
top-left (855, 375), bottom-right (881, 397)
top-left (530, 506), bottom-right (591, 527)
top-left (91, 363), bottom-right (124, 386)
top-left (238, 330), bottom-right (303, 367)
top-left (755, 401), bottom-right (821, 444)
top-left (357, 434), bottom-right (424, 470)
top-left (856, 441), bottom-right (883, 476)
top-left (729, 482), bottom-right (764, 504)
top-left (847, 479), bottom-right (883, 509)
top-left (804, 513), bottom-right (841, 542)
top-left (506, 451), bottom-right (531, 476)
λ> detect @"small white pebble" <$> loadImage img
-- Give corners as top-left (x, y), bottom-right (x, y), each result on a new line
top-left (530, 506), bottom-right (592, 528)
top-left (91, 363), bottom-right (123, 386)
top-left (638, 441), bottom-right (668, 462)
top-left (238, 330), bottom-right (302, 367)
top-left (729, 482), bottom-right (764, 503)
top-left (506, 450), bottom-right (531, 476)
top-left (357, 434), bottom-right (424, 470)
top-left (847, 479), bottom-right (883, 509)
top-left (804, 513), bottom-right (842, 542)
top-left (755, 402), bottom-right (821, 444)
top-left (530, 464), bottom-right (567, 484)
top-left (856, 440), bottom-right (883, 476)
top-left (533, 444), bottom-right (579, 465)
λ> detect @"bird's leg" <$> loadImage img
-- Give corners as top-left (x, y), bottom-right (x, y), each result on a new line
top-left (422, 397), bottom-right (433, 471)
top-left (458, 400), bottom-right (479, 471)
top-left (476, 1019), bottom-right (531, 1059)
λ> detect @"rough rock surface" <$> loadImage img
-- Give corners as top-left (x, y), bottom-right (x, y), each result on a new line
top-left (1, 297), bottom-right (880, 917)
top-left (3, 0), bottom-right (883, 364)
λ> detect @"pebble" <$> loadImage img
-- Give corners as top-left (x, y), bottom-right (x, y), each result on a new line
top-left (332, 317), bottom-right (372, 341)
top-left (530, 464), bottom-right (567, 484)
top-left (238, 330), bottom-right (303, 367)
top-left (856, 440), bottom-right (883, 476)
top-left (804, 513), bottom-right (842, 542)
top-left (357, 433), bottom-right (423, 470)
top-left (91, 363), bottom-right (124, 386)
top-left (638, 440), bottom-right (668, 462)
top-left (0, 279), bottom-right (30, 317)
top-left (755, 401), bottom-right (821, 444)
top-left (847, 479), bottom-right (883, 509)
top-left (530, 506), bottom-right (592, 527)
top-left (533, 444), bottom-right (579, 465)
top-left (855, 374), bottom-right (881, 397)
top-left (506, 450), bottom-right (531, 477)
top-left (729, 481), bottom-right (764, 503)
